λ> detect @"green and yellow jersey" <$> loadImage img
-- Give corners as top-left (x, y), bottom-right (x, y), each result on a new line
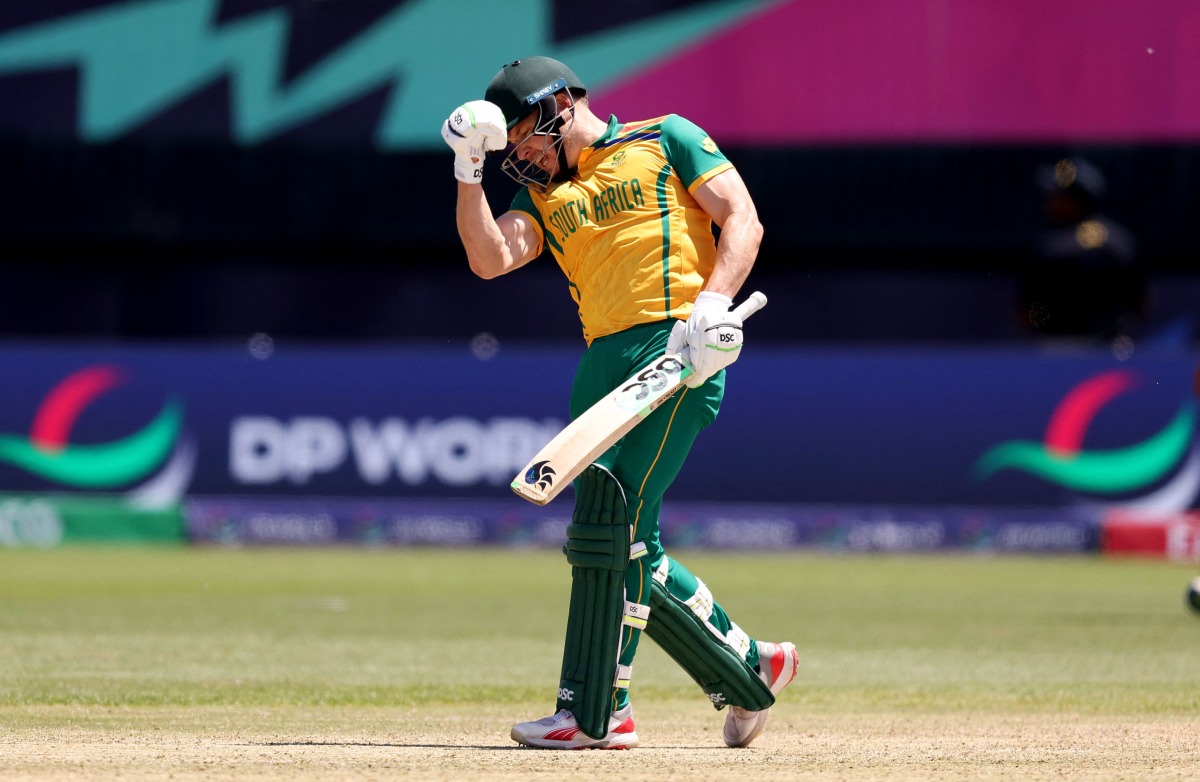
top-left (509, 114), bottom-right (732, 344)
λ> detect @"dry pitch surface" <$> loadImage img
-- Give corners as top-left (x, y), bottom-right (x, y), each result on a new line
top-left (5, 704), bottom-right (1199, 781)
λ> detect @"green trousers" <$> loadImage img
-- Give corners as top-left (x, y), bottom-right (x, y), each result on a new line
top-left (569, 320), bottom-right (760, 712)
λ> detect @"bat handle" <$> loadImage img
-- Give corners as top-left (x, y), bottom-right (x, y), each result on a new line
top-left (732, 290), bottom-right (768, 320)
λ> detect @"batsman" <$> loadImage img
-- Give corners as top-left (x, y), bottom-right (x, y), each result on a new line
top-left (443, 56), bottom-right (798, 749)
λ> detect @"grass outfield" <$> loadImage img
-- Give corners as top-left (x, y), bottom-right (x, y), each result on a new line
top-left (1, 547), bottom-right (1198, 780)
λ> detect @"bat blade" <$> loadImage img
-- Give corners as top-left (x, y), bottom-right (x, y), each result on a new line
top-left (510, 291), bottom-right (767, 505)
top-left (511, 354), bottom-right (690, 504)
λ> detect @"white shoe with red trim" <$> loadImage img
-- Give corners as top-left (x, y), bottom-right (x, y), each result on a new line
top-left (511, 705), bottom-right (639, 750)
top-left (722, 640), bottom-right (799, 748)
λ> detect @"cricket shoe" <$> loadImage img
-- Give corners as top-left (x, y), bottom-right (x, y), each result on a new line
top-left (511, 705), bottom-right (639, 750)
top-left (722, 640), bottom-right (799, 748)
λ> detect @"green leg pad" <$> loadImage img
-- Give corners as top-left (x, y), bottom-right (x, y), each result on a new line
top-left (556, 465), bottom-right (630, 739)
top-left (645, 578), bottom-right (775, 711)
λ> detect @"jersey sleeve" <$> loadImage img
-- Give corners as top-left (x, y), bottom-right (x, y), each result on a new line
top-left (659, 114), bottom-right (733, 193)
top-left (508, 187), bottom-right (546, 255)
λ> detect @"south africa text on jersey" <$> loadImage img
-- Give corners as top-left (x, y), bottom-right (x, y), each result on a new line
top-left (546, 179), bottom-right (646, 241)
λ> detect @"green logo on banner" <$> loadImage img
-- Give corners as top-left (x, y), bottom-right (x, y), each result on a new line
top-left (975, 369), bottom-right (1199, 512)
top-left (0, 365), bottom-right (184, 491)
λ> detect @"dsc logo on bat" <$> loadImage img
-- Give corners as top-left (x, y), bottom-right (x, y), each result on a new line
top-left (613, 357), bottom-right (687, 412)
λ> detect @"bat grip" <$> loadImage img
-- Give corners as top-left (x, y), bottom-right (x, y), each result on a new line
top-left (732, 290), bottom-right (768, 320)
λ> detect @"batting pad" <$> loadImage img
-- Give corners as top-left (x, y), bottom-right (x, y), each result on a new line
top-left (645, 578), bottom-right (775, 712)
top-left (555, 464), bottom-right (631, 739)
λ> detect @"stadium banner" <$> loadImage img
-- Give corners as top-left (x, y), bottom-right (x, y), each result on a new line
top-left (0, 0), bottom-right (1193, 147)
top-left (1100, 510), bottom-right (1200, 561)
top-left (0, 493), bottom-right (183, 548)
top-left (185, 495), bottom-right (1099, 554)
top-left (0, 341), bottom-right (1194, 550)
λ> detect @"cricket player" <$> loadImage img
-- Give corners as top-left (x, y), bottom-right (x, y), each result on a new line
top-left (442, 56), bottom-right (797, 749)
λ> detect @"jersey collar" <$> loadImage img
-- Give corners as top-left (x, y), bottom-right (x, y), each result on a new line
top-left (576, 115), bottom-right (621, 170)
top-left (593, 115), bottom-right (622, 146)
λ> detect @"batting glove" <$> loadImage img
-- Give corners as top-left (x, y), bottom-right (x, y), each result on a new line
top-left (666, 291), bottom-right (745, 388)
top-left (441, 100), bottom-right (508, 184)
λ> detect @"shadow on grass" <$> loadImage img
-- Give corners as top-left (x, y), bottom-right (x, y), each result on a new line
top-left (253, 741), bottom-right (512, 750)
top-left (251, 740), bottom-right (724, 751)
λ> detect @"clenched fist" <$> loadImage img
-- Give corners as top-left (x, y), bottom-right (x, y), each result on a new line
top-left (441, 100), bottom-right (507, 183)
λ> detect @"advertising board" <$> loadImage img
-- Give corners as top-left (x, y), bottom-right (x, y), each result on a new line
top-left (0, 342), bottom-right (1193, 551)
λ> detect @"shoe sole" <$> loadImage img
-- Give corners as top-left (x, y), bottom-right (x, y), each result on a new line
top-left (722, 642), bottom-right (799, 748)
top-left (512, 732), bottom-right (640, 750)
top-left (723, 709), bottom-right (770, 748)
top-left (511, 722), bottom-right (640, 750)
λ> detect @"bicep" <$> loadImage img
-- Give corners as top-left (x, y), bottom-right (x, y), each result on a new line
top-left (496, 210), bottom-right (543, 272)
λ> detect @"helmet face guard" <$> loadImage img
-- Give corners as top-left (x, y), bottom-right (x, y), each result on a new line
top-left (499, 90), bottom-right (577, 193)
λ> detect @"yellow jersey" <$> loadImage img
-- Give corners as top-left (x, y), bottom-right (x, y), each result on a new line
top-left (509, 114), bottom-right (733, 344)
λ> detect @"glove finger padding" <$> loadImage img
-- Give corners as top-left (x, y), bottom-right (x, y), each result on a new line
top-left (443, 100), bottom-right (507, 150)
top-left (666, 319), bottom-right (688, 359)
top-left (442, 100), bottom-right (507, 183)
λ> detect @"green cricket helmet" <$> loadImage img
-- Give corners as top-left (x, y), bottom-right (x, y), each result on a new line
top-left (485, 56), bottom-right (587, 130)
top-left (485, 57), bottom-right (586, 191)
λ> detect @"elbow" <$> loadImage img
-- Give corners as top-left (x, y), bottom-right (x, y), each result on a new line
top-left (470, 263), bottom-right (502, 281)
top-left (727, 201), bottom-right (763, 241)
top-left (466, 252), bottom-right (505, 280)
top-left (749, 215), bottom-right (764, 248)
top-left (733, 210), bottom-right (764, 252)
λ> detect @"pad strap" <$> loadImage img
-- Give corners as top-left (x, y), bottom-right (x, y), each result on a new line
top-left (623, 600), bottom-right (651, 630)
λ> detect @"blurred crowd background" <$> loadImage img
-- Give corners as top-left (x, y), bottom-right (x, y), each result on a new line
top-left (1, 0), bottom-right (1195, 350)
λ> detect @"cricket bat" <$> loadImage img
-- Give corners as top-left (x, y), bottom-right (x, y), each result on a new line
top-left (511, 291), bottom-right (768, 505)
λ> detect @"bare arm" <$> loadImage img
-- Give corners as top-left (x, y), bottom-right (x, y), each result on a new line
top-left (456, 182), bottom-right (541, 279)
top-left (691, 168), bottom-right (763, 299)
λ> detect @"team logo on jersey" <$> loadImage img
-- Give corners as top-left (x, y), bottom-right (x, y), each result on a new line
top-left (610, 150), bottom-right (627, 169)
top-left (701, 136), bottom-right (719, 154)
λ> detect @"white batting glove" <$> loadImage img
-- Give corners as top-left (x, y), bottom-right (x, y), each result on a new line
top-left (666, 291), bottom-right (745, 388)
top-left (441, 100), bottom-right (507, 184)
